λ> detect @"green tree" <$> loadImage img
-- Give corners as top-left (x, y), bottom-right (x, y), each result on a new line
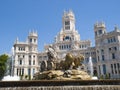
top-left (0, 54), bottom-right (9, 80)
top-left (105, 73), bottom-right (110, 79)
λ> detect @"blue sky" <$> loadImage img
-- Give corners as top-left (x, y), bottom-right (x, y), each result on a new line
top-left (0, 0), bottom-right (120, 54)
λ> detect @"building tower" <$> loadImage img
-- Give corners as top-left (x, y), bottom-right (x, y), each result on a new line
top-left (94, 22), bottom-right (107, 78)
top-left (94, 22), bottom-right (106, 37)
top-left (94, 22), bottom-right (106, 46)
top-left (62, 10), bottom-right (75, 31)
top-left (28, 31), bottom-right (38, 52)
top-left (27, 31), bottom-right (38, 78)
top-left (54, 10), bottom-right (80, 44)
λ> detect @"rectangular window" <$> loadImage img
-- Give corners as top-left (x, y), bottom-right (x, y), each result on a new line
top-left (102, 55), bottom-right (104, 61)
top-left (28, 68), bottom-right (31, 76)
top-left (69, 45), bottom-right (71, 49)
top-left (33, 68), bottom-right (35, 76)
top-left (112, 53), bottom-right (115, 59)
top-left (20, 60), bottom-right (22, 65)
top-left (111, 38), bottom-right (113, 42)
top-left (59, 46), bottom-right (61, 50)
top-left (29, 60), bottom-right (31, 65)
top-left (18, 55), bottom-right (20, 58)
top-left (18, 47), bottom-right (20, 51)
top-left (66, 45), bottom-right (68, 49)
top-left (111, 64), bottom-right (114, 74)
top-left (17, 68), bottom-right (19, 76)
top-left (114, 47), bottom-right (117, 51)
top-left (33, 60), bottom-right (35, 65)
top-left (33, 55), bottom-right (35, 58)
top-left (65, 26), bottom-right (70, 30)
top-left (62, 45), bottom-right (63, 49)
top-left (64, 45), bottom-right (66, 49)
top-left (98, 56), bottom-right (99, 61)
top-left (98, 30), bottom-right (102, 34)
top-left (117, 63), bottom-right (120, 74)
top-left (22, 68), bottom-right (24, 76)
top-left (29, 55), bottom-right (31, 58)
top-left (109, 48), bottom-right (111, 51)
top-left (117, 63), bottom-right (119, 68)
top-left (95, 31), bottom-right (97, 36)
top-left (113, 37), bottom-right (116, 42)
top-left (98, 65), bottom-right (101, 75)
top-left (103, 64), bottom-right (106, 74)
top-left (79, 45), bottom-right (81, 48)
top-left (19, 68), bottom-right (21, 76)
top-left (101, 49), bottom-right (104, 54)
top-left (65, 21), bottom-right (70, 25)
top-left (34, 39), bottom-right (36, 43)
top-left (108, 39), bottom-right (110, 43)
top-left (114, 64), bottom-right (117, 74)
top-left (30, 38), bottom-right (32, 42)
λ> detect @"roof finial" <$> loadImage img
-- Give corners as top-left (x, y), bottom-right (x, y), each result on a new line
top-left (114, 24), bottom-right (118, 31)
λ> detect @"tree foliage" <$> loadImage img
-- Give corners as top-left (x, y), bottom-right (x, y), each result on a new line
top-left (0, 54), bottom-right (9, 80)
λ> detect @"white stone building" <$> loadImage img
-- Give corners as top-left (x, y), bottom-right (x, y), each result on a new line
top-left (13, 10), bottom-right (120, 79)
top-left (38, 10), bottom-right (96, 73)
top-left (13, 32), bottom-right (39, 79)
top-left (94, 22), bottom-right (120, 79)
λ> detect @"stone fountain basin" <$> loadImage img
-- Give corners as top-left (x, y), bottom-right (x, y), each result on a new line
top-left (0, 80), bottom-right (120, 87)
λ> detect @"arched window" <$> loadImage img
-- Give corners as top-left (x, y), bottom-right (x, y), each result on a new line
top-left (33, 60), bottom-right (35, 65)
top-left (63, 36), bottom-right (71, 41)
top-left (29, 60), bottom-right (31, 65)
top-left (33, 68), bottom-right (35, 75)
top-left (19, 60), bottom-right (22, 65)
top-left (17, 68), bottom-right (19, 76)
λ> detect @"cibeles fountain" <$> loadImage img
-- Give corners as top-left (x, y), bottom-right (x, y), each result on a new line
top-left (2, 47), bottom-right (20, 81)
top-left (0, 46), bottom-right (120, 90)
top-left (33, 45), bottom-right (92, 80)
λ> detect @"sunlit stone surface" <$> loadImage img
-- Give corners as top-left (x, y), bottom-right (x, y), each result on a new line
top-left (2, 75), bottom-right (20, 81)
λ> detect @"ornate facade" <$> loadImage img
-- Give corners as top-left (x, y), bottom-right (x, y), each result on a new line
top-left (13, 32), bottom-right (39, 79)
top-left (13, 10), bottom-right (120, 79)
top-left (94, 23), bottom-right (120, 79)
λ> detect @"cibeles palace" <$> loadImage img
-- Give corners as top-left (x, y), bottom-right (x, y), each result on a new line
top-left (13, 10), bottom-right (120, 79)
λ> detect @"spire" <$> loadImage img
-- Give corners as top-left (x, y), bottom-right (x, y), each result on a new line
top-left (15, 37), bottom-right (19, 43)
top-left (29, 29), bottom-right (38, 37)
top-left (114, 25), bottom-right (119, 31)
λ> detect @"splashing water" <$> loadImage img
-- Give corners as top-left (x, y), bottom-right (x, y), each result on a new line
top-left (2, 75), bottom-right (20, 81)
top-left (88, 56), bottom-right (93, 76)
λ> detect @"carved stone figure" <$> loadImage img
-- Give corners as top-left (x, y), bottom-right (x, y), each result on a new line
top-left (47, 45), bottom-right (57, 61)
top-left (41, 45), bottom-right (58, 70)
